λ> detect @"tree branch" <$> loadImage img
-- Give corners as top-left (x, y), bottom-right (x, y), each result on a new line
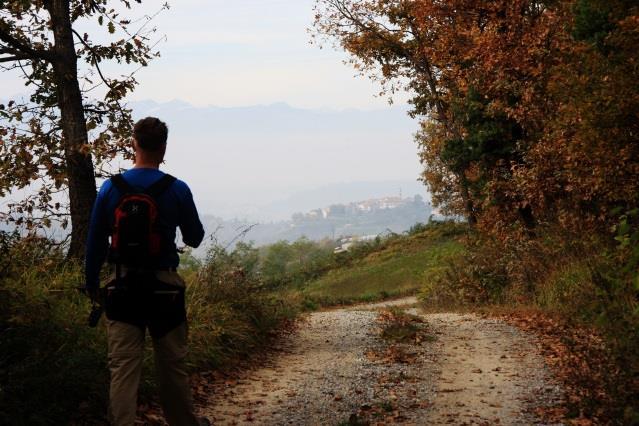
top-left (0, 19), bottom-right (53, 62)
top-left (0, 54), bottom-right (30, 62)
top-left (71, 28), bottom-right (115, 90)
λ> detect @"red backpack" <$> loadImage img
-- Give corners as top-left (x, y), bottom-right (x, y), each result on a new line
top-left (108, 173), bottom-right (176, 269)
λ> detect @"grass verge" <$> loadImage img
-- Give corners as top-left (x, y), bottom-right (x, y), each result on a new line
top-left (300, 222), bottom-right (465, 307)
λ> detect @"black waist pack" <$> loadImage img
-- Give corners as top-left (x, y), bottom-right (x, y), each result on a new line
top-left (104, 271), bottom-right (186, 339)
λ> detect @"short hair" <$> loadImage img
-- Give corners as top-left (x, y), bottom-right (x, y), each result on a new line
top-left (133, 117), bottom-right (168, 151)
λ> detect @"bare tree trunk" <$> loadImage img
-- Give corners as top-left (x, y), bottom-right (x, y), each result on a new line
top-left (48, 0), bottom-right (97, 259)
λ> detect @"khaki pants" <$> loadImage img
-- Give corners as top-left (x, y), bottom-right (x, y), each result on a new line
top-left (106, 271), bottom-right (199, 426)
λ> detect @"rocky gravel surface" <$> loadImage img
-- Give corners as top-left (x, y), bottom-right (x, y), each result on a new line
top-left (201, 298), bottom-right (563, 425)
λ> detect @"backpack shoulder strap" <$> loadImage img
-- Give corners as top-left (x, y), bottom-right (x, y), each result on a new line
top-left (145, 174), bottom-right (177, 198)
top-left (111, 174), bottom-right (135, 194)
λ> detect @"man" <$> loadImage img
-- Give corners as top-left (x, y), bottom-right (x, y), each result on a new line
top-left (85, 117), bottom-right (208, 426)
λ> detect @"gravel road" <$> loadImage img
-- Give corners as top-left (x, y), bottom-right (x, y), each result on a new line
top-left (201, 298), bottom-right (562, 425)
top-left (421, 312), bottom-right (562, 425)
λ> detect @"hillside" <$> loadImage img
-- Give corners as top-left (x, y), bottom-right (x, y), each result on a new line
top-left (299, 222), bottom-right (465, 306)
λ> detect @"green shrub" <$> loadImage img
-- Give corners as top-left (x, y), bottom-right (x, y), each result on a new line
top-left (535, 261), bottom-right (597, 318)
top-left (0, 233), bottom-right (108, 425)
top-left (186, 242), bottom-right (298, 368)
top-left (258, 238), bottom-right (336, 289)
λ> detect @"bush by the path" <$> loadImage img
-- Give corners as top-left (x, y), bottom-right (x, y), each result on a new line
top-left (0, 232), bottom-right (297, 425)
top-left (185, 243), bottom-right (299, 369)
top-left (0, 232), bottom-right (107, 425)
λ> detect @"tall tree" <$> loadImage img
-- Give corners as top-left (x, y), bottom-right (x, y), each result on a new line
top-left (0, 0), bottom-right (163, 258)
top-left (312, 0), bottom-right (484, 223)
top-left (313, 0), bottom-right (560, 228)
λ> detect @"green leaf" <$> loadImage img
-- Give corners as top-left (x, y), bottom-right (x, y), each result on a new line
top-left (107, 22), bottom-right (115, 34)
top-left (618, 221), bottom-right (630, 237)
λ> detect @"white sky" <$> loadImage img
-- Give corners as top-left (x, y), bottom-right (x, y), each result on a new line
top-left (0, 0), bottom-right (405, 110)
top-left (134, 0), bottom-right (405, 109)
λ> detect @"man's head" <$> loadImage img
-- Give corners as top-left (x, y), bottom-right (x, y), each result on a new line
top-left (132, 117), bottom-right (168, 166)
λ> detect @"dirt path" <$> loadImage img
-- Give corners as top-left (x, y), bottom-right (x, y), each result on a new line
top-left (201, 298), bottom-right (562, 425)
top-left (421, 313), bottom-right (562, 425)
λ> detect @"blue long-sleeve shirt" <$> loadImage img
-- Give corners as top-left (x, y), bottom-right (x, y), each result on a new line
top-left (85, 168), bottom-right (205, 290)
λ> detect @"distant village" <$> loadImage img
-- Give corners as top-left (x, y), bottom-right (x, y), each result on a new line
top-left (292, 194), bottom-right (429, 222)
top-left (200, 194), bottom-right (435, 251)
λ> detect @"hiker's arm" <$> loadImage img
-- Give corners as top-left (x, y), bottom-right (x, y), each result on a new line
top-left (85, 182), bottom-right (111, 292)
top-left (178, 183), bottom-right (205, 248)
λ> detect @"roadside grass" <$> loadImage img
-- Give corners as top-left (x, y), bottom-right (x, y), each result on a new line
top-left (0, 235), bottom-right (109, 425)
top-left (0, 234), bottom-right (297, 426)
top-left (300, 224), bottom-right (465, 307)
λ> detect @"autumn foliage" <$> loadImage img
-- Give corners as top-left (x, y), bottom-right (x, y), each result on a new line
top-left (315, 0), bottom-right (639, 420)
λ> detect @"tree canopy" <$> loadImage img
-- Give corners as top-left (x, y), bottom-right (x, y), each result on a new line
top-left (314, 0), bottom-right (639, 239)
